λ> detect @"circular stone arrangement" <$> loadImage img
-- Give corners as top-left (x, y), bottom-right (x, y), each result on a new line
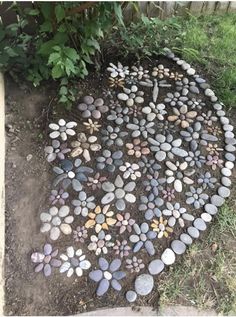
top-left (31, 48), bottom-right (235, 303)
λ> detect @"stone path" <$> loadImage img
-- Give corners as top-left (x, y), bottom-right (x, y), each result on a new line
top-left (29, 48), bottom-right (235, 308)
top-left (78, 305), bottom-right (217, 316)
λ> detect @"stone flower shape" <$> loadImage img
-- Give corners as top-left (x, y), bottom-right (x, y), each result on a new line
top-left (126, 138), bottom-right (150, 158)
top-left (88, 230), bottom-right (114, 255)
top-left (128, 104), bottom-right (142, 117)
top-left (107, 62), bottom-right (129, 78)
top-left (44, 140), bottom-right (71, 162)
top-left (101, 175), bottom-right (136, 211)
top-left (126, 118), bottom-right (155, 138)
top-left (206, 143), bottom-right (223, 156)
top-left (186, 186), bottom-right (209, 209)
top-left (168, 105), bottom-right (197, 128)
top-left (138, 155), bottom-right (161, 174)
top-left (162, 186), bottom-right (176, 202)
top-left (53, 159), bottom-right (93, 191)
top-left (165, 161), bottom-right (194, 192)
top-left (49, 189), bottom-right (69, 205)
top-left (116, 213), bottom-right (135, 234)
top-left (49, 119), bottom-right (77, 141)
top-left (143, 171), bottom-right (166, 195)
top-left (197, 172), bottom-right (217, 189)
top-left (151, 217), bottom-right (173, 238)
top-left (101, 125), bottom-right (128, 146)
top-left (31, 243), bottom-right (61, 277)
top-left (89, 257), bottom-right (126, 296)
top-left (40, 205), bottom-right (74, 241)
top-left (96, 149), bottom-right (123, 172)
top-left (107, 106), bottom-right (129, 125)
top-left (142, 102), bottom-right (167, 122)
top-left (148, 133), bottom-right (186, 161)
top-left (119, 162), bottom-right (141, 180)
top-left (187, 98), bottom-right (205, 110)
top-left (126, 256), bottom-right (145, 273)
top-left (108, 77), bottom-right (125, 88)
top-left (83, 118), bottom-right (101, 135)
top-left (185, 150), bottom-right (206, 168)
top-left (125, 74), bottom-right (138, 85)
top-left (129, 223), bottom-right (157, 255)
top-left (73, 226), bottom-right (88, 243)
top-left (117, 85), bottom-right (144, 107)
top-left (77, 96), bottom-right (108, 119)
top-left (72, 191), bottom-right (96, 217)
top-left (164, 91), bottom-right (188, 107)
top-left (170, 71), bottom-right (184, 81)
top-left (113, 240), bottom-right (131, 258)
top-left (207, 125), bottom-right (222, 137)
top-left (85, 205), bottom-right (117, 233)
top-left (152, 64), bottom-right (170, 78)
top-left (206, 154), bottom-right (224, 170)
top-left (162, 202), bottom-right (194, 228)
top-left (180, 123), bottom-right (202, 152)
top-left (59, 246), bottom-right (91, 277)
top-left (176, 77), bottom-right (200, 94)
top-left (197, 110), bottom-right (217, 126)
top-left (139, 193), bottom-right (163, 221)
top-left (70, 132), bottom-right (101, 161)
top-left (130, 65), bottom-right (149, 80)
top-left (87, 172), bottom-right (107, 190)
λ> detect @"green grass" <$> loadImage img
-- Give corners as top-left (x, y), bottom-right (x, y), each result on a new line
top-left (158, 203), bottom-right (236, 315)
top-left (178, 14), bottom-right (236, 108)
top-left (108, 13), bottom-right (236, 107)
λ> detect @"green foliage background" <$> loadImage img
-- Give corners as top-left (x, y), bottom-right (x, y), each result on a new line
top-left (0, 2), bottom-right (236, 108)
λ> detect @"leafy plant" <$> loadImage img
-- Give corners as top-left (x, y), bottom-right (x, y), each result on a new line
top-left (0, 2), bottom-right (127, 108)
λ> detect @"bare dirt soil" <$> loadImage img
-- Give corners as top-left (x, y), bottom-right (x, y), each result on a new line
top-left (4, 58), bottom-right (236, 315)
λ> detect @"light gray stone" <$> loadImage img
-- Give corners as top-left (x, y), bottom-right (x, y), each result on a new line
top-left (187, 226), bottom-right (200, 238)
top-left (135, 274), bottom-right (154, 296)
top-left (126, 290), bottom-right (137, 303)
top-left (218, 186), bottom-right (230, 198)
top-left (148, 259), bottom-right (165, 275)
top-left (193, 218), bottom-right (207, 231)
top-left (211, 195), bottom-right (225, 206)
top-left (161, 248), bottom-right (175, 265)
top-left (180, 233), bottom-right (193, 245)
top-left (204, 203), bottom-right (218, 215)
top-left (221, 177), bottom-right (231, 187)
top-left (171, 240), bottom-right (186, 255)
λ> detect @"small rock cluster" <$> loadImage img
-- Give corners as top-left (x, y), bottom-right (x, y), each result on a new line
top-left (31, 48), bottom-right (235, 304)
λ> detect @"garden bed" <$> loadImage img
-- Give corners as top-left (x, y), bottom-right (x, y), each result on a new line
top-left (4, 52), bottom-right (236, 315)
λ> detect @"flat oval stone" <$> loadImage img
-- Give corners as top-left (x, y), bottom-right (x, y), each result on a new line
top-left (171, 240), bottom-right (186, 255)
top-left (101, 192), bottom-right (115, 204)
top-left (148, 259), bottom-right (165, 275)
top-left (201, 213), bottom-right (212, 222)
top-left (225, 144), bottom-right (235, 152)
top-left (161, 248), bottom-right (175, 265)
top-left (102, 182), bottom-right (115, 192)
top-left (180, 233), bottom-right (193, 245)
top-left (118, 93), bottom-right (128, 101)
top-left (221, 168), bottom-right (231, 177)
top-left (225, 162), bottom-right (234, 169)
top-left (211, 195), bottom-right (225, 206)
top-left (205, 203), bottom-right (218, 215)
top-left (225, 153), bottom-right (235, 162)
top-left (134, 274), bottom-right (154, 296)
top-left (193, 218), bottom-right (207, 231)
top-left (126, 290), bottom-right (137, 303)
top-left (221, 177), bottom-right (231, 187)
top-left (187, 226), bottom-right (200, 238)
top-left (218, 186), bottom-right (230, 198)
